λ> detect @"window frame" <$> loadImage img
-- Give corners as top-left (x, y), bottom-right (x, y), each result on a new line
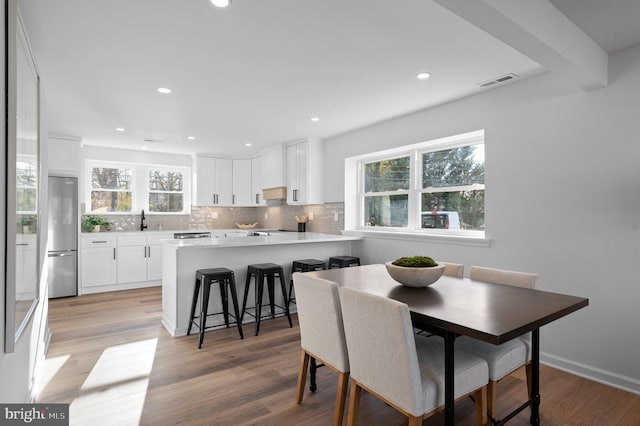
top-left (351, 130), bottom-right (485, 239)
top-left (85, 160), bottom-right (191, 215)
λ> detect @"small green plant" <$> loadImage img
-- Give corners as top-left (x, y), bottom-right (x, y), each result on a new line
top-left (17, 215), bottom-right (37, 232)
top-left (81, 215), bottom-right (110, 232)
top-left (391, 256), bottom-right (438, 268)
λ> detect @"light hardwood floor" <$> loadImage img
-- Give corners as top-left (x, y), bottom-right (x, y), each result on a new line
top-left (37, 287), bottom-right (640, 425)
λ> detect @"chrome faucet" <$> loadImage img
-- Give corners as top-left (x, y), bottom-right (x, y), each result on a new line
top-left (140, 209), bottom-right (147, 231)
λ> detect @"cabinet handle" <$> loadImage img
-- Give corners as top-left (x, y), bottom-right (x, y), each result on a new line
top-left (293, 189), bottom-right (298, 202)
top-left (232, 194), bottom-right (235, 205)
top-left (147, 246), bottom-right (151, 258)
top-left (92, 240), bottom-right (108, 244)
top-left (255, 193), bottom-right (259, 204)
top-left (113, 248), bottom-right (116, 260)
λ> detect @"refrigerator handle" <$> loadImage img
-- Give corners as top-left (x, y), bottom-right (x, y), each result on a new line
top-left (113, 248), bottom-right (116, 260)
top-left (48, 252), bottom-right (72, 257)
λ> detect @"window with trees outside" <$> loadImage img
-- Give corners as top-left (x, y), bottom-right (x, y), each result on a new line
top-left (86, 161), bottom-right (190, 214)
top-left (357, 130), bottom-right (484, 237)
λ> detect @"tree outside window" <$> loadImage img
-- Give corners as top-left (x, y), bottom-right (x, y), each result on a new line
top-left (90, 167), bottom-right (133, 212)
top-left (148, 170), bottom-right (184, 212)
top-left (421, 145), bottom-right (484, 230)
top-left (363, 157), bottom-right (410, 227)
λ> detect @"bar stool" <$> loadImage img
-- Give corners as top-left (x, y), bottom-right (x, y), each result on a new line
top-left (288, 259), bottom-right (327, 306)
top-left (187, 267), bottom-right (244, 349)
top-left (241, 263), bottom-right (293, 335)
top-left (328, 255), bottom-right (361, 269)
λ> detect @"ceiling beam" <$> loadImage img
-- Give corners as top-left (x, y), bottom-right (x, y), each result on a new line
top-left (434, 0), bottom-right (608, 90)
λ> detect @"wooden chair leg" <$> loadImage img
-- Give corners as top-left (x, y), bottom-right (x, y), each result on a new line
top-left (333, 372), bottom-right (349, 426)
top-left (487, 380), bottom-right (498, 419)
top-left (296, 350), bottom-right (310, 403)
top-left (347, 381), bottom-right (361, 426)
top-left (474, 386), bottom-right (488, 426)
top-left (408, 416), bottom-right (423, 426)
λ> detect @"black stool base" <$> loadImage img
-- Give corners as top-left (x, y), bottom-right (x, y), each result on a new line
top-left (188, 267), bottom-right (244, 349)
top-left (241, 263), bottom-right (293, 336)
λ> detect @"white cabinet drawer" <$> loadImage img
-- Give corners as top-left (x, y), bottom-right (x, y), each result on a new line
top-left (117, 235), bottom-right (147, 247)
top-left (82, 235), bottom-right (117, 247)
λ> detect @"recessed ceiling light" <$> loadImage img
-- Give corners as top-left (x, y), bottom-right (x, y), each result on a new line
top-left (116, 127), bottom-right (125, 132)
top-left (211, 0), bottom-right (231, 7)
top-left (310, 117), bottom-right (320, 122)
top-left (417, 72), bottom-right (431, 80)
top-left (245, 143), bottom-right (252, 147)
top-left (157, 87), bottom-right (172, 94)
top-left (141, 147), bottom-right (148, 150)
top-left (187, 136), bottom-right (196, 140)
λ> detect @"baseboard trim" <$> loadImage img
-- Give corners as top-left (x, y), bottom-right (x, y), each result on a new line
top-left (541, 351), bottom-right (640, 395)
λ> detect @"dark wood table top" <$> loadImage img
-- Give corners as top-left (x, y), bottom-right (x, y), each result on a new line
top-left (307, 264), bottom-right (589, 345)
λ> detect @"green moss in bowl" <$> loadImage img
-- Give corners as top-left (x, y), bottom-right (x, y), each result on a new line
top-left (391, 256), bottom-right (438, 268)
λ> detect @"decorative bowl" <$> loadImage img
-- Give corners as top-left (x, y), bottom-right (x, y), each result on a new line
top-left (384, 261), bottom-right (446, 287)
top-left (235, 222), bottom-right (258, 229)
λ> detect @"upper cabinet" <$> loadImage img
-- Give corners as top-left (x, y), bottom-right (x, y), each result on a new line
top-left (251, 156), bottom-right (265, 206)
top-left (232, 159), bottom-right (252, 206)
top-left (260, 144), bottom-right (285, 189)
top-left (193, 156), bottom-right (233, 206)
top-left (285, 138), bottom-right (324, 205)
top-left (48, 136), bottom-right (80, 176)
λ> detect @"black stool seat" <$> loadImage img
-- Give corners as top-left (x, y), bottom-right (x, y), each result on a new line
top-left (289, 259), bottom-right (327, 306)
top-left (242, 263), bottom-right (293, 335)
top-left (188, 267), bottom-right (244, 349)
top-left (329, 255), bottom-right (361, 269)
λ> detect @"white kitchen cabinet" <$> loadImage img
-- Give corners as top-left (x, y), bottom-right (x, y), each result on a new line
top-left (81, 232), bottom-right (172, 292)
top-left (146, 235), bottom-right (167, 281)
top-left (286, 139), bottom-right (324, 205)
top-left (48, 137), bottom-right (80, 176)
top-left (251, 156), bottom-right (265, 206)
top-left (232, 159), bottom-right (252, 206)
top-left (260, 144), bottom-right (284, 189)
top-left (81, 235), bottom-right (117, 288)
top-left (116, 235), bottom-right (148, 284)
top-left (194, 156), bottom-right (233, 206)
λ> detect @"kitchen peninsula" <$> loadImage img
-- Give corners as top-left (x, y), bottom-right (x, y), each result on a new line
top-left (161, 232), bottom-right (362, 336)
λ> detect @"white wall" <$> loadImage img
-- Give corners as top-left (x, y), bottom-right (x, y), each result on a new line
top-left (324, 44), bottom-right (640, 394)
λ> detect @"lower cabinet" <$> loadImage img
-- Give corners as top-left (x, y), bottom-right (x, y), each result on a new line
top-left (81, 232), bottom-right (172, 292)
top-left (81, 235), bottom-right (118, 287)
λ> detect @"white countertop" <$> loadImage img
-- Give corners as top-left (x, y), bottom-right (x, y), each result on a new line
top-left (164, 232), bottom-right (361, 248)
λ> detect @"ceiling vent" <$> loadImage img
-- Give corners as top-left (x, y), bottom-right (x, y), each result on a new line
top-left (477, 73), bottom-right (519, 88)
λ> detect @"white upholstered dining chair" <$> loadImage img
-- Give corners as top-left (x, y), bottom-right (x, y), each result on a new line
top-left (441, 261), bottom-right (464, 278)
top-left (292, 273), bottom-right (349, 426)
top-left (339, 286), bottom-right (489, 426)
top-left (457, 266), bottom-right (540, 420)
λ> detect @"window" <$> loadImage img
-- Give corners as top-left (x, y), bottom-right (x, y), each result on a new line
top-left (16, 157), bottom-right (38, 213)
top-left (148, 169), bottom-right (185, 213)
top-left (351, 130), bottom-right (485, 237)
top-left (86, 161), bottom-right (190, 214)
top-left (90, 167), bottom-right (133, 212)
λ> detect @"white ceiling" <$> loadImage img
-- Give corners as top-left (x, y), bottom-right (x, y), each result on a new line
top-left (18, 0), bottom-right (640, 157)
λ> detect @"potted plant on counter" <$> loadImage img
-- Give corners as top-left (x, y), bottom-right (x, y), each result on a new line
top-left (17, 215), bottom-right (37, 233)
top-left (81, 215), bottom-right (110, 232)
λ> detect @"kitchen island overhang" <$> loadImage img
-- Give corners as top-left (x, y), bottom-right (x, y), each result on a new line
top-left (161, 232), bottom-right (363, 337)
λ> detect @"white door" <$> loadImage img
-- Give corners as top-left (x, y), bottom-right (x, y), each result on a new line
top-left (232, 159), bottom-right (252, 206)
top-left (82, 247), bottom-right (117, 287)
top-left (117, 246), bottom-right (147, 284)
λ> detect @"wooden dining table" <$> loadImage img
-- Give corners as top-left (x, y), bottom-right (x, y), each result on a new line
top-left (307, 264), bottom-right (589, 426)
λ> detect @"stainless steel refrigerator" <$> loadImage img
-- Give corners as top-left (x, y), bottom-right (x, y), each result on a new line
top-left (48, 176), bottom-right (78, 298)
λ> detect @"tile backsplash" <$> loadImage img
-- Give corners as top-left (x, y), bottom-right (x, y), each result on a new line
top-left (82, 202), bottom-right (345, 235)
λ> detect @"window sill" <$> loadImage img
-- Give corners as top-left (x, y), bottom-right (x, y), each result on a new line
top-left (341, 229), bottom-right (491, 248)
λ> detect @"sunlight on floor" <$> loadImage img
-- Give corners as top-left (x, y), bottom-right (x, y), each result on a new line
top-left (35, 354), bottom-right (71, 399)
top-left (69, 338), bottom-right (158, 425)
